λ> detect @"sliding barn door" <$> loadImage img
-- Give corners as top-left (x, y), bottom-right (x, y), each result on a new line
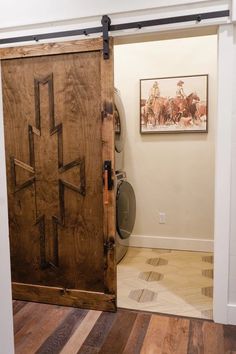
top-left (0, 38), bottom-right (116, 311)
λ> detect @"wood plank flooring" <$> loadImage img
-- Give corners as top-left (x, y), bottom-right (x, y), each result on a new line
top-left (13, 300), bottom-right (236, 354)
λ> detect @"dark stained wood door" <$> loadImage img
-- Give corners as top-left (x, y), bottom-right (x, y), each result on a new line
top-left (0, 38), bottom-right (116, 311)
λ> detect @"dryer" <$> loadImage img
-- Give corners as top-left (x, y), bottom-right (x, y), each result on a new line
top-left (114, 88), bottom-right (126, 172)
top-left (115, 171), bottom-right (136, 263)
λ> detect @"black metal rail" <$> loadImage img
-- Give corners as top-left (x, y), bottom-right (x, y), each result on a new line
top-left (110, 10), bottom-right (230, 31)
top-left (0, 10), bottom-right (230, 59)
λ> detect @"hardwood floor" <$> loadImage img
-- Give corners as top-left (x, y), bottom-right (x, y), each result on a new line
top-left (13, 300), bottom-right (236, 354)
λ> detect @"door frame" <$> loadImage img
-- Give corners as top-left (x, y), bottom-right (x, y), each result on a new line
top-left (0, 37), bottom-right (116, 312)
top-left (113, 24), bottom-right (234, 325)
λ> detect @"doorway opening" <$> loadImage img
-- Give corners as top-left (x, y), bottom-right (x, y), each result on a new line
top-left (114, 31), bottom-right (217, 319)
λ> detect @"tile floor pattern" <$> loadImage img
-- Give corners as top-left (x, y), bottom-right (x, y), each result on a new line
top-left (117, 247), bottom-right (213, 319)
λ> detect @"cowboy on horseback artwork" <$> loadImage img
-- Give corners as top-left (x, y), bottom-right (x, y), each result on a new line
top-left (146, 81), bottom-right (160, 113)
top-left (140, 75), bottom-right (208, 133)
top-left (176, 80), bottom-right (186, 99)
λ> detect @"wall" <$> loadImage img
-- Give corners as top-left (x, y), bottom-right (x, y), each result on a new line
top-left (0, 0), bottom-right (229, 30)
top-left (114, 35), bottom-right (217, 251)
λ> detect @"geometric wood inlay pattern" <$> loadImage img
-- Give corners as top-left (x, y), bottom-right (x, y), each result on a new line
top-left (11, 73), bottom-right (86, 270)
top-left (201, 286), bottom-right (213, 298)
top-left (202, 255), bottom-right (213, 264)
top-left (146, 258), bottom-right (168, 266)
top-left (139, 271), bottom-right (164, 282)
top-left (128, 289), bottom-right (158, 303)
top-left (201, 309), bottom-right (213, 319)
top-left (118, 248), bottom-right (214, 319)
top-left (202, 269), bottom-right (214, 279)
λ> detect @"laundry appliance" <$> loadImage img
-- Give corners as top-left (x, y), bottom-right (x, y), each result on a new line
top-left (114, 89), bottom-right (136, 263)
top-left (114, 88), bottom-right (126, 172)
top-left (115, 171), bottom-right (136, 263)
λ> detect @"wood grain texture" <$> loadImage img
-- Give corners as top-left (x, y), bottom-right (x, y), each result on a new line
top-left (35, 308), bottom-right (88, 354)
top-left (98, 309), bottom-right (137, 354)
top-left (141, 315), bottom-right (190, 354)
top-left (141, 314), bottom-right (170, 354)
top-left (161, 317), bottom-right (190, 354)
top-left (12, 283), bottom-right (116, 311)
top-left (202, 321), bottom-right (225, 354)
top-left (0, 38), bottom-right (103, 59)
top-left (13, 300), bottom-right (27, 315)
top-left (101, 39), bottom-right (116, 297)
top-left (15, 303), bottom-right (71, 354)
top-left (123, 313), bottom-right (151, 354)
top-left (13, 301), bottom-right (236, 354)
top-left (14, 302), bottom-right (42, 335)
top-left (78, 311), bottom-right (118, 352)
top-left (224, 325), bottom-right (236, 354)
top-left (59, 310), bottom-right (101, 354)
top-left (2, 38), bottom-right (116, 311)
top-left (187, 319), bottom-right (205, 354)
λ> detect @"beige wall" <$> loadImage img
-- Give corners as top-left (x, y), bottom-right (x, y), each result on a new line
top-left (114, 35), bottom-right (217, 245)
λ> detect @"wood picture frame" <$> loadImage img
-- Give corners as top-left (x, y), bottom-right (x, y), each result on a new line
top-left (140, 74), bottom-right (208, 134)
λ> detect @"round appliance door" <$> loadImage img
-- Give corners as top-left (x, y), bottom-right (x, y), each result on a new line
top-left (116, 180), bottom-right (136, 239)
top-left (114, 88), bottom-right (126, 153)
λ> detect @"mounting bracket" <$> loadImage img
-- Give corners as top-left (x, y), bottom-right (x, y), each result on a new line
top-left (101, 15), bottom-right (111, 60)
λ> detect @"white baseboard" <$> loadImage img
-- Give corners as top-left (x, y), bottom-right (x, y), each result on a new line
top-left (228, 304), bottom-right (236, 325)
top-left (124, 234), bottom-right (214, 252)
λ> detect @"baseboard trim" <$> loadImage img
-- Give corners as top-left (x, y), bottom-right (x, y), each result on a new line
top-left (228, 304), bottom-right (236, 325)
top-left (123, 234), bottom-right (214, 252)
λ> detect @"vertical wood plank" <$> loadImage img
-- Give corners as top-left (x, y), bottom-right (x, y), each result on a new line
top-left (13, 300), bottom-right (28, 315)
top-left (14, 302), bottom-right (43, 334)
top-left (141, 314), bottom-right (169, 354)
top-left (98, 310), bottom-right (137, 354)
top-left (202, 321), bottom-right (224, 354)
top-left (141, 315), bottom-right (190, 354)
top-left (161, 317), bottom-right (190, 354)
top-left (224, 324), bottom-right (236, 353)
top-left (101, 38), bottom-right (116, 297)
top-left (15, 304), bottom-right (71, 354)
top-left (78, 311), bottom-right (118, 352)
top-left (123, 313), bottom-right (151, 354)
top-left (187, 319), bottom-right (204, 354)
top-left (35, 308), bottom-right (88, 354)
top-left (59, 310), bottom-right (101, 354)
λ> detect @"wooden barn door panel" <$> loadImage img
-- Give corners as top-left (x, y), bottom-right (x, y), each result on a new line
top-left (1, 38), bottom-right (116, 311)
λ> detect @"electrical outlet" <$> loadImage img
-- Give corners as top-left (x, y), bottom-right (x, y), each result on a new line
top-left (159, 212), bottom-right (166, 224)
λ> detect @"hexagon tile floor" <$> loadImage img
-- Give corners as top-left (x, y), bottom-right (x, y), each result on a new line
top-left (117, 247), bottom-right (213, 320)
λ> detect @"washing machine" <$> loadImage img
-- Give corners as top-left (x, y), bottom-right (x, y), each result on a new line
top-left (115, 171), bottom-right (136, 263)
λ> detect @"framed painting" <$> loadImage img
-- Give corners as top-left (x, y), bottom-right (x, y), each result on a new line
top-left (140, 74), bottom-right (208, 134)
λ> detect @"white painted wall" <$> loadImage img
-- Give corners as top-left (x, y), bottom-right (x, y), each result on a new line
top-left (114, 35), bottom-right (217, 252)
top-left (0, 0), bottom-right (229, 29)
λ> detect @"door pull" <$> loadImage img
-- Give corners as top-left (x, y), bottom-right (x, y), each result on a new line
top-left (104, 160), bottom-right (113, 205)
